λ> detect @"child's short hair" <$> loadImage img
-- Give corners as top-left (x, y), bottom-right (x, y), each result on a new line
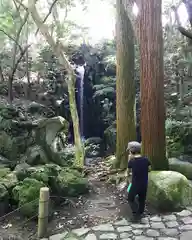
top-left (127, 141), bottom-right (141, 154)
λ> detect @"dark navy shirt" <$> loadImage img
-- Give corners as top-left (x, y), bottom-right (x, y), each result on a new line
top-left (128, 157), bottom-right (151, 187)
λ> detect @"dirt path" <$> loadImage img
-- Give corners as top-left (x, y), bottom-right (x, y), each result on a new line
top-left (0, 163), bottom-right (159, 239)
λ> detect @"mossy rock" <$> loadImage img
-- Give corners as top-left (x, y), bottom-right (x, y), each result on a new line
top-left (0, 167), bottom-right (11, 178)
top-left (54, 168), bottom-right (89, 197)
top-left (0, 184), bottom-right (9, 216)
top-left (147, 171), bottom-right (192, 211)
top-left (14, 163), bottom-right (30, 181)
top-left (15, 163), bottom-right (62, 184)
top-left (0, 172), bottom-right (18, 192)
top-left (169, 158), bottom-right (192, 180)
top-left (22, 145), bottom-right (48, 165)
top-left (12, 178), bottom-right (46, 217)
top-left (57, 146), bottom-right (75, 166)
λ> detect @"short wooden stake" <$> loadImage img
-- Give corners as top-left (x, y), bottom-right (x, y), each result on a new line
top-left (37, 187), bottom-right (49, 238)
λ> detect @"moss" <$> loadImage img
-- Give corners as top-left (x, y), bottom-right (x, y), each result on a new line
top-left (54, 168), bottom-right (89, 197)
top-left (0, 172), bottom-right (18, 192)
top-left (12, 178), bottom-right (46, 217)
top-left (147, 171), bottom-right (192, 211)
top-left (0, 167), bottom-right (10, 178)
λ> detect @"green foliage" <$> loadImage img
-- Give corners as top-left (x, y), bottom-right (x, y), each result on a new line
top-left (166, 119), bottom-right (192, 157)
top-left (12, 178), bottom-right (45, 217)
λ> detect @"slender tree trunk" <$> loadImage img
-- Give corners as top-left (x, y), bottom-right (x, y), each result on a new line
top-left (0, 65), bottom-right (5, 82)
top-left (26, 20), bottom-right (31, 98)
top-left (138, 0), bottom-right (168, 170)
top-left (8, 76), bottom-right (13, 102)
top-left (115, 0), bottom-right (136, 169)
top-left (27, 0), bottom-right (85, 167)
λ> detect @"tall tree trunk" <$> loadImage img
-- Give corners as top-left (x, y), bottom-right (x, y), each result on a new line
top-left (138, 0), bottom-right (168, 170)
top-left (115, 0), bottom-right (136, 169)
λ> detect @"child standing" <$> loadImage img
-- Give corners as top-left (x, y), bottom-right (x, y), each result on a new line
top-left (127, 142), bottom-right (151, 220)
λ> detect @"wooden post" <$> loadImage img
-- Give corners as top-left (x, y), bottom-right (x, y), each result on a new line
top-left (37, 187), bottom-right (49, 238)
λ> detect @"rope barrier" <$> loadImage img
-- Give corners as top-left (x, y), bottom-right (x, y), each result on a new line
top-left (0, 198), bottom-right (39, 222)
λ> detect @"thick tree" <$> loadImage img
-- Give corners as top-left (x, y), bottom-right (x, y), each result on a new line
top-left (115, 0), bottom-right (136, 169)
top-left (138, 0), bottom-right (168, 170)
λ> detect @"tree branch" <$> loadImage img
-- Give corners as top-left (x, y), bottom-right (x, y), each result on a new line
top-left (27, 0), bottom-right (74, 76)
top-left (11, 44), bottom-right (32, 78)
top-left (178, 26), bottom-right (192, 40)
top-left (35, 0), bottom-right (59, 36)
top-left (172, 4), bottom-right (192, 40)
top-left (0, 29), bottom-right (23, 52)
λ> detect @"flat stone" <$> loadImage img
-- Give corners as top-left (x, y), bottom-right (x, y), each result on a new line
top-left (146, 229), bottom-right (160, 237)
top-left (49, 232), bottom-right (68, 240)
top-left (150, 216), bottom-right (162, 222)
top-left (85, 233), bottom-right (97, 240)
top-left (113, 218), bottom-right (129, 226)
top-left (72, 227), bottom-right (90, 236)
top-left (181, 216), bottom-right (192, 224)
top-left (92, 223), bottom-right (114, 231)
top-left (132, 230), bottom-right (143, 235)
top-left (63, 238), bottom-right (77, 240)
top-left (180, 231), bottom-right (192, 240)
top-left (165, 221), bottom-right (179, 228)
top-left (176, 209), bottom-right (192, 217)
top-left (132, 223), bottom-right (150, 229)
top-left (140, 217), bottom-right (149, 224)
top-left (134, 237), bottom-right (154, 240)
top-left (120, 232), bottom-right (132, 238)
top-left (157, 238), bottom-right (177, 240)
top-left (160, 228), bottom-right (179, 237)
top-left (151, 222), bottom-right (165, 229)
top-left (100, 233), bottom-right (117, 239)
top-left (163, 215), bottom-right (177, 221)
top-left (180, 224), bottom-right (192, 231)
top-left (117, 226), bottom-right (132, 232)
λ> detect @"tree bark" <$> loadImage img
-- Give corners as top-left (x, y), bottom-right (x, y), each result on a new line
top-left (138, 0), bottom-right (168, 170)
top-left (115, 0), bottom-right (136, 169)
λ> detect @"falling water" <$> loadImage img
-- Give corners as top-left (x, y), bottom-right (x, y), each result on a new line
top-left (76, 65), bottom-right (85, 140)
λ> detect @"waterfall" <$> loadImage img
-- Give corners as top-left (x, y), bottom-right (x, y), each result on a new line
top-left (76, 65), bottom-right (85, 140)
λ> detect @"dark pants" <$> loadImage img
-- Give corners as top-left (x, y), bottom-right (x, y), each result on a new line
top-left (128, 184), bottom-right (147, 215)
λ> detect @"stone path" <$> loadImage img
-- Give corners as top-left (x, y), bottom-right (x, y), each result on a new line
top-left (42, 207), bottom-right (192, 240)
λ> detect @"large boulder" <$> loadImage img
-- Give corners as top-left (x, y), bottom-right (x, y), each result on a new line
top-left (169, 158), bottom-right (192, 180)
top-left (35, 116), bottom-right (69, 164)
top-left (147, 171), bottom-right (192, 211)
top-left (20, 145), bottom-right (48, 165)
top-left (12, 178), bottom-right (46, 217)
top-left (36, 116), bottom-right (68, 147)
top-left (0, 105), bottom-right (35, 162)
